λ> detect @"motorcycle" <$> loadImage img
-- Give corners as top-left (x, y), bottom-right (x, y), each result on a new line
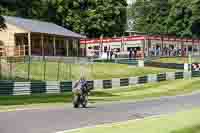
top-left (72, 82), bottom-right (88, 108)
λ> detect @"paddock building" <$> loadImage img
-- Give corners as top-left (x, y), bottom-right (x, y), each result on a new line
top-left (80, 36), bottom-right (200, 58)
top-left (0, 16), bottom-right (85, 57)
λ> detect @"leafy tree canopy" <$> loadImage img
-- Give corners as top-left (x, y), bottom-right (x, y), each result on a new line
top-left (1, 0), bottom-right (127, 38)
top-left (131, 0), bottom-right (200, 38)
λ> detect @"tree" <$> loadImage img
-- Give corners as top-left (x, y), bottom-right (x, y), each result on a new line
top-left (0, 15), bottom-right (6, 30)
top-left (1, 0), bottom-right (127, 37)
top-left (191, 0), bottom-right (200, 37)
top-left (0, 3), bottom-right (16, 16)
top-left (131, 0), bottom-right (197, 38)
top-left (131, 0), bottom-right (148, 33)
top-left (132, 0), bottom-right (171, 35)
top-left (47, 0), bottom-right (127, 38)
top-left (84, 0), bottom-right (127, 37)
top-left (167, 0), bottom-right (192, 37)
top-left (16, 0), bottom-right (46, 20)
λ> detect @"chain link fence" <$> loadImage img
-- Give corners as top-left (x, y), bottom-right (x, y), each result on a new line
top-left (0, 56), bottom-right (96, 81)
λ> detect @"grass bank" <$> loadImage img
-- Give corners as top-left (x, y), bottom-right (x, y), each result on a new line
top-left (66, 108), bottom-right (200, 133)
top-left (1, 78), bottom-right (200, 107)
top-left (154, 57), bottom-right (200, 64)
top-left (172, 125), bottom-right (200, 133)
top-left (15, 62), bottom-right (175, 80)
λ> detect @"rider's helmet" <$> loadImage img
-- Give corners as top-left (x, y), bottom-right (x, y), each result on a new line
top-left (80, 76), bottom-right (86, 81)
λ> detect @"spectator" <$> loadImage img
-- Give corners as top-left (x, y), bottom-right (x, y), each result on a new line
top-left (150, 47), bottom-right (154, 56)
top-left (107, 50), bottom-right (110, 60)
top-left (110, 49), bottom-right (113, 60)
top-left (153, 47), bottom-right (156, 56)
top-left (129, 49), bottom-right (133, 59)
top-left (114, 49), bottom-right (118, 59)
top-left (133, 48), bottom-right (137, 58)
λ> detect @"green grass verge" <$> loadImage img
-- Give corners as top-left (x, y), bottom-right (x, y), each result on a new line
top-left (171, 125), bottom-right (200, 133)
top-left (1, 78), bottom-right (200, 108)
top-left (67, 108), bottom-right (200, 133)
top-left (14, 62), bottom-right (175, 80)
top-left (154, 57), bottom-right (200, 64)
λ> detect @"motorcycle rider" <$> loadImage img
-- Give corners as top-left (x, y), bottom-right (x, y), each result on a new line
top-left (79, 76), bottom-right (89, 95)
top-left (72, 76), bottom-right (89, 108)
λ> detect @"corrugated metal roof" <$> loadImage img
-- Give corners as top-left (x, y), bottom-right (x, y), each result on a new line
top-left (3, 16), bottom-right (85, 38)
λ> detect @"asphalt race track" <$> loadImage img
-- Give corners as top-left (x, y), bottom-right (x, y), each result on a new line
top-left (1, 92), bottom-right (200, 133)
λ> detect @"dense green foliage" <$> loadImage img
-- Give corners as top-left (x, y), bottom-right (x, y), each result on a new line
top-left (132, 0), bottom-right (200, 38)
top-left (0, 15), bottom-right (6, 30)
top-left (2, 0), bottom-right (200, 38)
top-left (0, 0), bottom-right (127, 38)
top-left (0, 2), bottom-right (13, 30)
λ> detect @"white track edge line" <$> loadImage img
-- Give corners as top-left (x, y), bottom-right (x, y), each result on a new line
top-left (55, 114), bottom-right (168, 133)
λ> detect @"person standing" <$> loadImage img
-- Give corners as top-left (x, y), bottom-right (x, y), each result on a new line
top-left (129, 49), bottom-right (133, 60)
top-left (107, 50), bottom-right (110, 60)
top-left (110, 49), bottom-right (113, 60)
top-left (114, 49), bottom-right (118, 59)
top-left (133, 48), bottom-right (137, 58)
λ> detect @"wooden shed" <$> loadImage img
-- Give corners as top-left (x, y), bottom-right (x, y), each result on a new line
top-left (0, 16), bottom-right (86, 57)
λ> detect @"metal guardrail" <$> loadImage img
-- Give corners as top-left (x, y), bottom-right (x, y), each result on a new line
top-left (0, 71), bottom-right (198, 96)
top-left (120, 78), bottom-right (129, 87)
top-left (138, 76), bottom-right (148, 84)
top-left (175, 72), bottom-right (184, 79)
top-left (103, 80), bottom-right (112, 89)
top-left (192, 71), bottom-right (200, 77)
top-left (157, 73), bottom-right (166, 82)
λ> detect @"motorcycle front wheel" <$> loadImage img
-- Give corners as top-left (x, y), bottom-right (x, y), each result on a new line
top-left (81, 95), bottom-right (88, 108)
top-left (73, 95), bottom-right (80, 108)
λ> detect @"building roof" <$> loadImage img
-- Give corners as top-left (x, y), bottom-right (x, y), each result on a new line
top-left (3, 16), bottom-right (85, 38)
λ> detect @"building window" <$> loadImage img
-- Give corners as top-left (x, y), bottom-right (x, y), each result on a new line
top-left (16, 37), bottom-right (21, 46)
top-left (33, 39), bottom-right (40, 49)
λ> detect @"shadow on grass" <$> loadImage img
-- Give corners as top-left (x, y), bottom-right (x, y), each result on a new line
top-left (0, 76), bottom-right (47, 82)
top-left (0, 91), bottom-right (118, 106)
top-left (90, 91), bottom-right (118, 97)
top-left (171, 125), bottom-right (200, 133)
top-left (0, 93), bottom-right (72, 106)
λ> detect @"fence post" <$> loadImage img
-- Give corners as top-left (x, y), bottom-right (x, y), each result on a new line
top-left (90, 57), bottom-right (94, 78)
top-left (18, 45), bottom-right (20, 56)
top-left (69, 64), bottom-right (72, 80)
top-left (9, 57), bottom-right (12, 80)
top-left (27, 56), bottom-right (31, 80)
top-left (57, 58), bottom-right (60, 81)
top-left (43, 56), bottom-right (46, 80)
top-left (23, 45), bottom-right (26, 56)
top-left (0, 56), bottom-right (1, 80)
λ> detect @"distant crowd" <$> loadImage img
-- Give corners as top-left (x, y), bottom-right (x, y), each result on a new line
top-left (105, 48), bottom-right (144, 60)
top-left (88, 46), bottom-right (192, 60)
top-left (149, 47), bottom-right (188, 57)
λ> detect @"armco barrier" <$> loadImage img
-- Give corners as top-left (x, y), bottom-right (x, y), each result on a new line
top-left (0, 71), bottom-right (199, 96)
top-left (192, 71), bottom-right (200, 77)
top-left (60, 81), bottom-right (72, 92)
top-left (175, 72), bottom-right (184, 79)
top-left (138, 76), bottom-right (148, 84)
top-left (31, 82), bottom-right (46, 94)
top-left (157, 73), bottom-right (166, 82)
top-left (145, 61), bottom-right (184, 70)
top-left (120, 78), bottom-right (129, 87)
top-left (103, 80), bottom-right (112, 89)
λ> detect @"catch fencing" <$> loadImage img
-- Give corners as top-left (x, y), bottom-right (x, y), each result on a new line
top-left (0, 56), bottom-right (94, 81)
